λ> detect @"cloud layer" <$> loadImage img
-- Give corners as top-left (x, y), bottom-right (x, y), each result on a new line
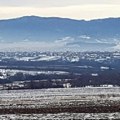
top-left (0, 0), bottom-right (120, 7)
top-left (0, 0), bottom-right (120, 20)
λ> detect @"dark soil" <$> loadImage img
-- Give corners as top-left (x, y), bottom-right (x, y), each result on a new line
top-left (0, 105), bottom-right (120, 114)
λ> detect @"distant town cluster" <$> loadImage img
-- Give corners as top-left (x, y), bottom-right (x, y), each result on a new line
top-left (0, 51), bottom-right (120, 90)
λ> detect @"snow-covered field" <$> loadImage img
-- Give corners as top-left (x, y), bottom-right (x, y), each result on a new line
top-left (0, 87), bottom-right (120, 119)
top-left (0, 113), bottom-right (120, 120)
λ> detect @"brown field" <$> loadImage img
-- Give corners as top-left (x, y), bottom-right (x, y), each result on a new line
top-left (0, 88), bottom-right (120, 119)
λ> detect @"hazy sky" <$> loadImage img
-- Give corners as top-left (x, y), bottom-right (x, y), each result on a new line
top-left (0, 0), bottom-right (120, 20)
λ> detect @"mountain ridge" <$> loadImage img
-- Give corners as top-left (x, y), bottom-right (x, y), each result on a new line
top-left (0, 16), bottom-right (120, 51)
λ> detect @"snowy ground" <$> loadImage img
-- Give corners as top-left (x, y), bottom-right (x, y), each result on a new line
top-left (0, 87), bottom-right (120, 119)
top-left (0, 113), bottom-right (120, 120)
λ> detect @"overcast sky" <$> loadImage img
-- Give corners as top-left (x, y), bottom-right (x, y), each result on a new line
top-left (0, 0), bottom-right (120, 20)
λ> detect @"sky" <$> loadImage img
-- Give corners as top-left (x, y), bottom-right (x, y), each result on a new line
top-left (0, 0), bottom-right (120, 20)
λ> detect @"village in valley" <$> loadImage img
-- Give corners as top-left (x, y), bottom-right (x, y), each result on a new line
top-left (0, 51), bottom-right (120, 90)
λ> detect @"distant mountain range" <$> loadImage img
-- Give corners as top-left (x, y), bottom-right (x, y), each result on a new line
top-left (0, 16), bottom-right (120, 51)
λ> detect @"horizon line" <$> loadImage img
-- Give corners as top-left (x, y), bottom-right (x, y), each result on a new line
top-left (0, 15), bottom-right (120, 21)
